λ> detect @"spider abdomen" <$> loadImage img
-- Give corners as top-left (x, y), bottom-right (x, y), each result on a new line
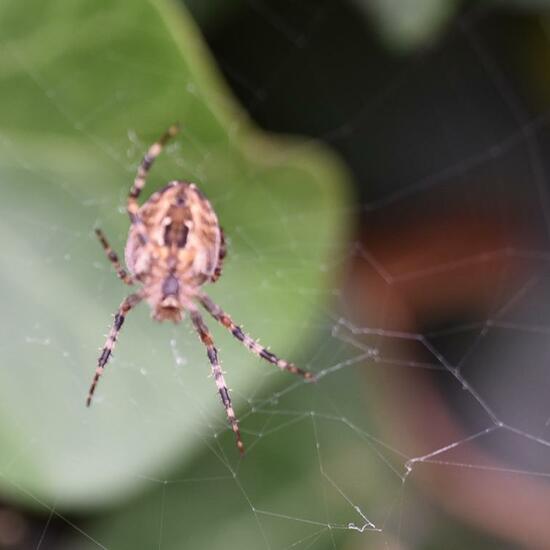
top-left (124, 181), bottom-right (221, 320)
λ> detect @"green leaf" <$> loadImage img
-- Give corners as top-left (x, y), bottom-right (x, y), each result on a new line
top-left (0, 0), bottom-right (350, 508)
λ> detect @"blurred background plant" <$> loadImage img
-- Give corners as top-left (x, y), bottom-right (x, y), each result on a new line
top-left (1, 0), bottom-right (550, 548)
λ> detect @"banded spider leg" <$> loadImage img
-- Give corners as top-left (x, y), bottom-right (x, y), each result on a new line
top-left (87, 292), bottom-right (143, 406)
top-left (189, 307), bottom-right (245, 455)
top-left (198, 292), bottom-right (315, 380)
top-left (127, 123), bottom-right (181, 245)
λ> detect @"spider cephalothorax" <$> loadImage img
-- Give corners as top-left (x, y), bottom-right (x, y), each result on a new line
top-left (88, 125), bottom-right (315, 454)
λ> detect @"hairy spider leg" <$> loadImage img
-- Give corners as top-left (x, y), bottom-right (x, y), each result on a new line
top-left (189, 308), bottom-right (245, 455)
top-left (94, 228), bottom-right (134, 285)
top-left (198, 292), bottom-right (316, 380)
top-left (87, 292), bottom-right (143, 406)
top-left (127, 123), bottom-right (181, 245)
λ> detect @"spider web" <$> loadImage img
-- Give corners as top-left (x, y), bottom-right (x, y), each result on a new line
top-left (2, 1), bottom-right (550, 549)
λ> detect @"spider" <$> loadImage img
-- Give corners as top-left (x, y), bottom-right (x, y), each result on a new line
top-left (88, 124), bottom-right (315, 455)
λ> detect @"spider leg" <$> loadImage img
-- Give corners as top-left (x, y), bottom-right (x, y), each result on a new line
top-left (189, 308), bottom-right (245, 455)
top-left (128, 123), bottom-right (180, 214)
top-left (210, 228), bottom-right (226, 283)
top-left (86, 292), bottom-right (142, 406)
top-left (127, 124), bottom-right (180, 245)
top-left (198, 292), bottom-right (315, 381)
top-left (95, 228), bottom-right (134, 285)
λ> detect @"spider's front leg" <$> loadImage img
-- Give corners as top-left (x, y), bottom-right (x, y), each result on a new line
top-left (86, 292), bottom-right (142, 406)
top-left (127, 124), bottom-right (180, 246)
top-left (189, 308), bottom-right (245, 455)
top-left (128, 123), bottom-right (180, 204)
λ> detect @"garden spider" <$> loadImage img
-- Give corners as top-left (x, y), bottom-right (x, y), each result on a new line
top-left (88, 124), bottom-right (315, 454)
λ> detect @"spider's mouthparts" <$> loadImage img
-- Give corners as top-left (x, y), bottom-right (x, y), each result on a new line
top-left (154, 305), bottom-right (183, 323)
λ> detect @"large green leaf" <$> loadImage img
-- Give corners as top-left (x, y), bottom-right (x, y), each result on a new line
top-left (0, 0), bottom-right (349, 508)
